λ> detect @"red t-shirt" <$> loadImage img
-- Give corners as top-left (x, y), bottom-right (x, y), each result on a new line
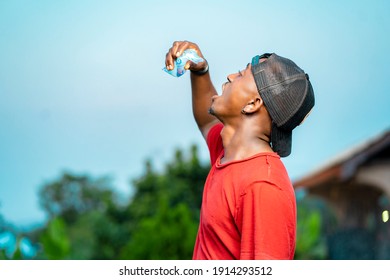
top-left (192, 123), bottom-right (296, 260)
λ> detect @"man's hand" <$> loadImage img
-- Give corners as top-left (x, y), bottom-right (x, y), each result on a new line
top-left (165, 41), bottom-right (208, 73)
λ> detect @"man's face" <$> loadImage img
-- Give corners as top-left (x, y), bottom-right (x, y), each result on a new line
top-left (209, 63), bottom-right (258, 121)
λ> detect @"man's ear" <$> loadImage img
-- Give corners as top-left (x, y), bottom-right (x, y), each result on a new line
top-left (241, 97), bottom-right (263, 114)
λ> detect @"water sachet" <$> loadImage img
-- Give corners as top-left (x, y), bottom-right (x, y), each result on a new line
top-left (163, 49), bottom-right (204, 77)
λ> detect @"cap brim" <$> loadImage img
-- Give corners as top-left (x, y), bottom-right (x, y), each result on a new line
top-left (271, 123), bottom-right (292, 157)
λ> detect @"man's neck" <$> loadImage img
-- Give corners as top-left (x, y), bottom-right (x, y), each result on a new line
top-left (220, 123), bottom-right (273, 164)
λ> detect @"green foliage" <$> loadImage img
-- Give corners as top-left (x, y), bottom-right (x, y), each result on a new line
top-left (128, 145), bottom-right (206, 221)
top-left (295, 210), bottom-right (326, 259)
top-left (0, 246), bottom-right (23, 260)
top-left (0, 229), bottom-right (38, 260)
top-left (38, 173), bottom-right (117, 225)
top-left (66, 209), bottom-right (129, 259)
top-left (40, 217), bottom-right (70, 259)
top-left (121, 200), bottom-right (198, 259)
top-left (121, 144), bottom-right (209, 259)
top-left (36, 172), bottom-right (130, 259)
top-left (295, 196), bottom-right (329, 259)
top-left (11, 244), bottom-right (23, 260)
top-left (0, 249), bottom-right (6, 259)
top-left (32, 144), bottom-right (209, 260)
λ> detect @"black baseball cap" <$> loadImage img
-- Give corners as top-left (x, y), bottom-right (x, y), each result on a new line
top-left (251, 53), bottom-right (315, 157)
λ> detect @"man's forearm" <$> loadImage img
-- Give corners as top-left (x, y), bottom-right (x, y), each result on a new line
top-left (190, 71), bottom-right (218, 132)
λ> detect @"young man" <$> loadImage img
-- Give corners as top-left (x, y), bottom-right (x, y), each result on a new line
top-left (165, 41), bottom-right (315, 260)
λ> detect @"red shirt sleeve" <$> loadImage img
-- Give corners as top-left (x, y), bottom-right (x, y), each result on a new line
top-left (206, 123), bottom-right (224, 166)
top-left (237, 181), bottom-right (296, 260)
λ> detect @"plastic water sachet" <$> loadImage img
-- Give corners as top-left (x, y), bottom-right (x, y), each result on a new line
top-left (163, 49), bottom-right (204, 77)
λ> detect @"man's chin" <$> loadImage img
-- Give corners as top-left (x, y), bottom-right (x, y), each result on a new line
top-left (208, 107), bottom-right (223, 121)
top-left (208, 107), bottom-right (219, 117)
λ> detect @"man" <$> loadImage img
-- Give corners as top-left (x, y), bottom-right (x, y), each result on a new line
top-left (165, 41), bottom-right (314, 260)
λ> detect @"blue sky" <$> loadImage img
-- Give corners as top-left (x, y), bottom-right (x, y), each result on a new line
top-left (1, 0), bottom-right (389, 228)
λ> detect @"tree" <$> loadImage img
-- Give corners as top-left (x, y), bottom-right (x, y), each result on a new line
top-left (39, 217), bottom-right (70, 259)
top-left (36, 172), bottom-right (129, 259)
top-left (33, 144), bottom-right (210, 260)
top-left (120, 144), bottom-right (210, 259)
top-left (120, 199), bottom-right (198, 259)
top-left (38, 173), bottom-right (118, 225)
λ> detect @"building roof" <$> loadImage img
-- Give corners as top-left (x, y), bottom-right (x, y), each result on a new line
top-left (293, 129), bottom-right (390, 188)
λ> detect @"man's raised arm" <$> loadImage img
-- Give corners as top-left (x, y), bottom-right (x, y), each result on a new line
top-left (165, 41), bottom-right (220, 139)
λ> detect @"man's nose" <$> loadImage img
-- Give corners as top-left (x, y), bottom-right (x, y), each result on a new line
top-left (227, 72), bottom-right (238, 82)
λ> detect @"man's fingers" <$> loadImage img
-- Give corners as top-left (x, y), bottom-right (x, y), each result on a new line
top-left (171, 41), bottom-right (181, 58)
top-left (165, 41), bottom-right (185, 70)
top-left (175, 41), bottom-right (190, 58)
top-left (165, 40), bottom-right (203, 71)
top-left (165, 51), bottom-right (174, 70)
top-left (184, 61), bottom-right (192, 70)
